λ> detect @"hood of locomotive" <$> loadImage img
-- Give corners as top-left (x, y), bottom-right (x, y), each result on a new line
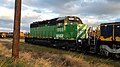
top-left (76, 24), bottom-right (88, 39)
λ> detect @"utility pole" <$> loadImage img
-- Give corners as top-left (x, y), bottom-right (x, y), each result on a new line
top-left (12, 0), bottom-right (22, 58)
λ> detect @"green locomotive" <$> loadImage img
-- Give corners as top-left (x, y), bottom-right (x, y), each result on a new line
top-left (25, 16), bottom-right (88, 49)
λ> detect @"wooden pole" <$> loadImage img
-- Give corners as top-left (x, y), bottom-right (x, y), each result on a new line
top-left (12, 0), bottom-right (22, 58)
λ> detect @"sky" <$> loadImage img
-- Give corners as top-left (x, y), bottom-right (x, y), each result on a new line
top-left (0, 0), bottom-right (120, 32)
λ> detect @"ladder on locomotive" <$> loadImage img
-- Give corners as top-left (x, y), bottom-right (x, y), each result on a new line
top-left (88, 27), bottom-right (97, 53)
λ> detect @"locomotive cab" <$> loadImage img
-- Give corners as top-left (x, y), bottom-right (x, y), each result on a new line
top-left (62, 16), bottom-right (88, 44)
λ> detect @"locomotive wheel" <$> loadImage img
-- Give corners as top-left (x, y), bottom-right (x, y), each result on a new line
top-left (64, 42), bottom-right (70, 50)
top-left (115, 54), bottom-right (120, 58)
top-left (105, 50), bottom-right (109, 57)
top-left (100, 48), bottom-right (109, 57)
top-left (65, 46), bottom-right (69, 50)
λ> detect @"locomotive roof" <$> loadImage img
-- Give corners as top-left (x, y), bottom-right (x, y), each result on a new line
top-left (30, 16), bottom-right (82, 28)
top-left (100, 22), bottom-right (120, 25)
top-left (32, 16), bottom-right (79, 24)
top-left (32, 17), bottom-right (65, 24)
top-left (57, 17), bottom-right (66, 21)
top-left (32, 18), bottom-right (58, 24)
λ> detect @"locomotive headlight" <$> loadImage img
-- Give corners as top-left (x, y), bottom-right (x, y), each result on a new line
top-left (77, 24), bottom-right (81, 29)
top-left (78, 40), bottom-right (81, 42)
top-left (64, 23), bottom-right (67, 25)
top-left (70, 23), bottom-right (73, 24)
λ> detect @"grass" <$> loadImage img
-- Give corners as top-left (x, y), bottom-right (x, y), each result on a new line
top-left (0, 38), bottom-right (120, 67)
top-left (0, 57), bottom-right (27, 67)
top-left (0, 42), bottom-right (26, 67)
top-left (19, 43), bottom-right (89, 67)
top-left (20, 43), bottom-right (119, 67)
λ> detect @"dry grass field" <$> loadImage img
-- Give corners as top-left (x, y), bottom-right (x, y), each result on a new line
top-left (0, 38), bottom-right (119, 67)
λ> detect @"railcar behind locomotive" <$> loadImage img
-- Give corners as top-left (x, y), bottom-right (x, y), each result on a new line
top-left (99, 22), bottom-right (120, 57)
top-left (25, 16), bottom-right (88, 50)
top-left (88, 22), bottom-right (120, 58)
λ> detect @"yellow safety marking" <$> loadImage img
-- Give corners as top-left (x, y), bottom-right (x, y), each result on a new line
top-left (115, 37), bottom-right (120, 41)
top-left (99, 36), bottom-right (112, 41)
top-left (69, 38), bottom-right (75, 40)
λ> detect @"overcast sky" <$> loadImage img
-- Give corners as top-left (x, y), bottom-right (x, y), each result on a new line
top-left (0, 0), bottom-right (120, 32)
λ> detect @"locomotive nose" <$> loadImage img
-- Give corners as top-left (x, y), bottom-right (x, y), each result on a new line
top-left (77, 24), bottom-right (88, 39)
